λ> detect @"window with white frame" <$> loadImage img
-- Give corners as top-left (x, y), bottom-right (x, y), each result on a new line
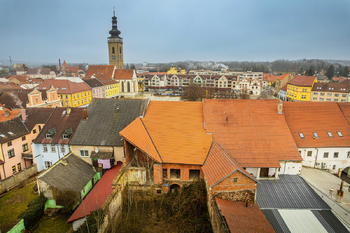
top-left (60, 145), bottom-right (65, 154)
top-left (43, 144), bottom-right (48, 152)
top-left (45, 161), bottom-right (52, 168)
top-left (80, 150), bottom-right (89, 157)
top-left (51, 145), bottom-right (56, 152)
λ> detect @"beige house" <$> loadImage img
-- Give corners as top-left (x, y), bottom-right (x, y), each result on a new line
top-left (275, 73), bottom-right (294, 93)
top-left (311, 83), bottom-right (349, 102)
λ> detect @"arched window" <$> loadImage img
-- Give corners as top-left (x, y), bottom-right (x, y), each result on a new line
top-left (120, 47), bottom-right (122, 54)
top-left (112, 47), bottom-right (115, 54)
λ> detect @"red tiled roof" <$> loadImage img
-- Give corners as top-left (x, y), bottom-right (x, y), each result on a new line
top-left (8, 75), bottom-right (32, 82)
top-left (37, 79), bottom-right (91, 94)
top-left (114, 69), bottom-right (134, 80)
top-left (284, 102), bottom-right (350, 148)
top-left (0, 107), bottom-right (21, 122)
top-left (278, 73), bottom-right (290, 81)
top-left (85, 65), bottom-right (115, 79)
top-left (203, 99), bottom-right (302, 167)
top-left (120, 101), bottom-right (213, 165)
top-left (64, 66), bottom-right (80, 73)
top-left (288, 75), bottom-right (315, 87)
top-left (26, 68), bottom-right (51, 75)
top-left (94, 74), bottom-right (119, 85)
top-left (280, 84), bottom-right (287, 91)
top-left (215, 198), bottom-right (275, 233)
top-left (265, 76), bottom-right (279, 82)
top-left (67, 163), bottom-right (122, 223)
top-left (202, 141), bottom-right (256, 187)
top-left (311, 83), bottom-right (349, 93)
top-left (338, 103), bottom-right (350, 125)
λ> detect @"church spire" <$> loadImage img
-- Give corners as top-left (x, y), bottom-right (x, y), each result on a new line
top-left (109, 9), bottom-right (121, 38)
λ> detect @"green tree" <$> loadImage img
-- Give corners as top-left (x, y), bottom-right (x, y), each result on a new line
top-left (342, 67), bottom-right (349, 77)
top-left (306, 67), bottom-right (314, 76)
top-left (326, 65), bottom-right (334, 79)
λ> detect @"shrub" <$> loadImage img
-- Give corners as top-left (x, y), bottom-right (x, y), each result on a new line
top-left (21, 193), bottom-right (47, 230)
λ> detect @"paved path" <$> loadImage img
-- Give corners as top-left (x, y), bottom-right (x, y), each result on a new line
top-left (301, 167), bottom-right (350, 212)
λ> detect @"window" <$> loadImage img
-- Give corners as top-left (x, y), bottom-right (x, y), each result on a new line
top-left (33, 129), bottom-right (37, 134)
top-left (7, 141), bottom-right (12, 147)
top-left (334, 152), bottom-right (339, 158)
top-left (46, 132), bottom-right (53, 139)
top-left (299, 132), bottom-right (305, 139)
top-left (51, 145), bottom-right (56, 152)
top-left (17, 163), bottom-right (22, 172)
top-left (22, 143), bottom-right (28, 152)
top-left (320, 93), bottom-right (325, 96)
top-left (61, 145), bottom-right (65, 153)
top-left (348, 151), bottom-right (350, 158)
top-left (313, 97), bottom-right (317, 100)
top-left (341, 99), bottom-right (346, 102)
top-left (74, 101), bottom-right (76, 106)
top-left (303, 89), bottom-right (307, 92)
top-left (45, 161), bottom-right (52, 168)
top-left (307, 151), bottom-right (312, 157)
top-left (333, 165), bottom-right (336, 170)
top-left (112, 47), bottom-right (115, 54)
top-left (43, 144), bottom-right (48, 152)
top-left (8, 149), bottom-right (15, 158)
top-left (22, 136), bottom-right (26, 141)
top-left (233, 178), bottom-right (238, 183)
top-left (334, 99), bottom-right (338, 102)
top-left (39, 126), bottom-right (41, 131)
top-left (324, 152), bottom-right (329, 158)
top-left (78, 100), bottom-right (80, 105)
top-left (62, 133), bottom-right (70, 139)
top-left (80, 150), bottom-right (89, 157)
top-left (337, 131), bottom-right (343, 137)
top-left (12, 165), bottom-right (16, 174)
top-left (313, 132), bottom-right (319, 139)
top-left (326, 98), bottom-right (331, 101)
top-left (314, 92), bottom-right (318, 95)
top-left (342, 94), bottom-right (347, 97)
top-left (77, 94), bottom-right (80, 98)
top-left (335, 94), bottom-right (339, 97)
top-left (327, 93), bottom-right (332, 96)
top-left (327, 132), bottom-right (333, 137)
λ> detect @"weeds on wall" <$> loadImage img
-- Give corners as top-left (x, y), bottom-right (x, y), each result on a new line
top-left (117, 180), bottom-right (212, 233)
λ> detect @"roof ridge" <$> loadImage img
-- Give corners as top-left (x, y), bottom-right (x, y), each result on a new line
top-left (139, 117), bottom-right (163, 163)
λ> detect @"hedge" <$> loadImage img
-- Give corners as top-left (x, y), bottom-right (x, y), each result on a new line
top-left (20, 193), bottom-right (47, 230)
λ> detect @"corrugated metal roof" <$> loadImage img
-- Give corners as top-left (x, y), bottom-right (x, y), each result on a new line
top-left (261, 209), bottom-right (291, 233)
top-left (257, 175), bottom-right (330, 209)
top-left (312, 210), bottom-right (349, 233)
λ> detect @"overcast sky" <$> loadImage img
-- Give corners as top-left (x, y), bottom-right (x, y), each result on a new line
top-left (1, 0), bottom-right (349, 65)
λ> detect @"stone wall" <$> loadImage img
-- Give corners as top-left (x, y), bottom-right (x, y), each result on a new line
top-left (0, 164), bottom-right (37, 194)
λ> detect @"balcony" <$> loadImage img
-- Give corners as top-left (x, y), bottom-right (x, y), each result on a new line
top-left (22, 151), bottom-right (33, 159)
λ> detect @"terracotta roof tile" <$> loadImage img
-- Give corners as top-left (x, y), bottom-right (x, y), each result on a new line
top-left (312, 82), bottom-right (349, 92)
top-left (288, 75), bottom-right (315, 87)
top-left (338, 102), bottom-right (350, 125)
top-left (121, 101), bottom-right (213, 165)
top-left (215, 198), bottom-right (275, 233)
top-left (93, 74), bottom-right (118, 85)
top-left (114, 69), bottom-right (134, 80)
top-left (280, 84), bottom-right (287, 91)
top-left (0, 106), bottom-right (21, 122)
top-left (203, 99), bottom-right (302, 167)
top-left (64, 66), bottom-right (80, 73)
top-left (278, 73), bottom-right (290, 81)
top-left (37, 79), bottom-right (91, 94)
top-left (284, 102), bottom-right (350, 148)
top-left (85, 65), bottom-right (115, 79)
top-left (202, 141), bottom-right (256, 187)
top-left (265, 76), bottom-right (279, 82)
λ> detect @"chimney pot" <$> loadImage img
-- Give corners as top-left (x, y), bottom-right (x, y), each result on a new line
top-left (21, 109), bottom-right (26, 121)
top-left (82, 109), bottom-right (88, 120)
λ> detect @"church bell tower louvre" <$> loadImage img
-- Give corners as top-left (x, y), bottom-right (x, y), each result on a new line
top-left (108, 10), bottom-right (123, 69)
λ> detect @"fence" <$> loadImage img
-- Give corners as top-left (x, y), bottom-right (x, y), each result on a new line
top-left (0, 165), bottom-right (37, 194)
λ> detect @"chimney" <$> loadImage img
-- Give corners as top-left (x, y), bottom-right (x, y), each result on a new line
top-left (59, 59), bottom-right (61, 71)
top-left (66, 107), bottom-right (71, 115)
top-left (82, 109), bottom-right (88, 120)
top-left (21, 109), bottom-right (26, 121)
top-left (277, 100), bottom-right (283, 114)
top-left (61, 158), bottom-right (68, 165)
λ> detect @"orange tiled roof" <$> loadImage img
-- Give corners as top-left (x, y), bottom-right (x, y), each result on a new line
top-left (280, 84), bottom-right (287, 91)
top-left (114, 69), bottom-right (134, 80)
top-left (284, 102), bottom-right (350, 148)
top-left (215, 198), bottom-right (275, 233)
top-left (37, 79), bottom-right (91, 94)
top-left (203, 99), bottom-right (302, 167)
top-left (265, 76), bottom-right (279, 82)
top-left (85, 65), bottom-right (115, 79)
top-left (64, 66), bottom-right (80, 73)
top-left (120, 101), bottom-right (213, 165)
top-left (93, 74), bottom-right (119, 85)
top-left (288, 75), bottom-right (315, 87)
top-left (338, 103), bottom-right (350, 125)
top-left (278, 73), bottom-right (290, 81)
top-left (0, 105), bottom-right (21, 122)
top-left (202, 141), bottom-right (256, 187)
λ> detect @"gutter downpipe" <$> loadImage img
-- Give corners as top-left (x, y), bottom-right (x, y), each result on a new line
top-left (314, 148), bottom-right (319, 168)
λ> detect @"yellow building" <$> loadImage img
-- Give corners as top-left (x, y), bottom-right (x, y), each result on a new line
top-left (287, 76), bottom-right (317, 101)
top-left (137, 75), bottom-right (145, 92)
top-left (108, 11), bottom-right (123, 69)
top-left (93, 73), bottom-right (120, 98)
top-left (167, 67), bottom-right (186, 74)
top-left (37, 80), bottom-right (92, 107)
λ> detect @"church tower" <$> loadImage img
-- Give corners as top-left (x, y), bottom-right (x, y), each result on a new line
top-left (108, 11), bottom-right (123, 69)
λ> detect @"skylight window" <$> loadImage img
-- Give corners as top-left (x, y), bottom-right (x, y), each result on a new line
top-left (327, 132), bottom-right (333, 137)
top-left (313, 132), bottom-right (319, 139)
top-left (43, 87), bottom-right (46, 90)
top-left (0, 134), bottom-right (5, 138)
top-left (337, 131), bottom-right (343, 137)
top-left (8, 132), bottom-right (13, 135)
top-left (299, 133), bottom-right (305, 139)
top-left (62, 87), bottom-right (67, 90)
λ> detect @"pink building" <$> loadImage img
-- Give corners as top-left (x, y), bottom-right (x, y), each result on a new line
top-left (83, 79), bottom-right (105, 98)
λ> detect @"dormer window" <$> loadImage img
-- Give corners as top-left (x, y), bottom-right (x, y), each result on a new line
top-left (337, 131), bottom-right (343, 137)
top-left (62, 127), bottom-right (73, 139)
top-left (299, 133), bottom-right (305, 139)
top-left (313, 132), bottom-right (319, 139)
top-left (327, 132), bottom-right (333, 137)
top-left (45, 127), bottom-right (56, 139)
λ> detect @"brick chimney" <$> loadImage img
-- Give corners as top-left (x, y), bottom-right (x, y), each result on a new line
top-left (21, 109), bottom-right (26, 121)
top-left (82, 109), bottom-right (88, 120)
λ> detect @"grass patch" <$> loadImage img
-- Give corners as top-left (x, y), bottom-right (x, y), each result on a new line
top-left (33, 213), bottom-right (72, 233)
top-left (0, 179), bottom-right (37, 232)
